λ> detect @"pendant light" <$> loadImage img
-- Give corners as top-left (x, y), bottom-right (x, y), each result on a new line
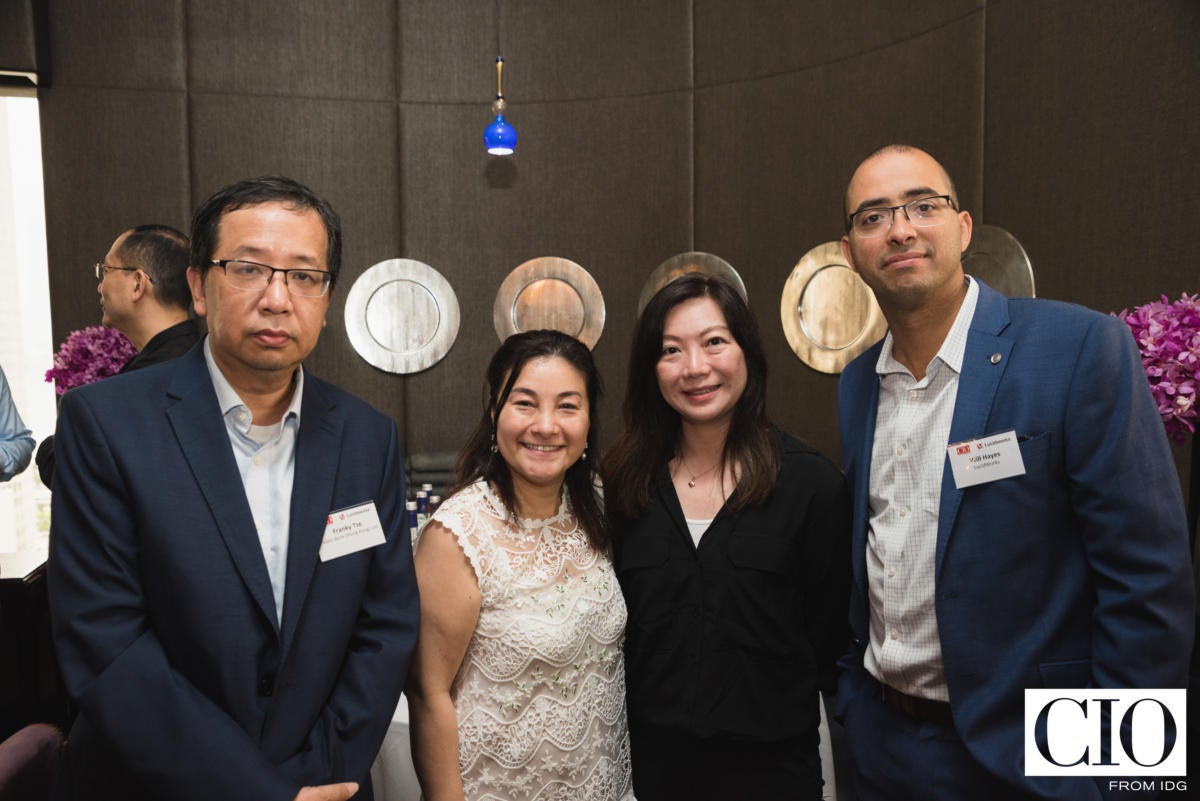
top-left (483, 0), bottom-right (517, 155)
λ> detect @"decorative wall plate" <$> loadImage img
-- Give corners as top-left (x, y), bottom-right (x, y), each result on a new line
top-left (344, 258), bottom-right (460, 374)
top-left (636, 252), bottom-right (747, 317)
top-left (963, 224), bottom-right (1036, 297)
top-left (492, 257), bottom-right (605, 349)
top-left (780, 241), bottom-right (887, 374)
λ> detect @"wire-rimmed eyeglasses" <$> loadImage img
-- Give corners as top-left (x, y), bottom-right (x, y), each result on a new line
top-left (209, 259), bottom-right (334, 298)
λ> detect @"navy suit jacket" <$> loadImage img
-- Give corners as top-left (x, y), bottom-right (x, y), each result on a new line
top-left (48, 342), bottom-right (419, 801)
top-left (836, 280), bottom-right (1194, 799)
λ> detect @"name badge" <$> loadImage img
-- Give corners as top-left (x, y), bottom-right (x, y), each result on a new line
top-left (320, 501), bottom-right (386, 562)
top-left (946, 430), bottom-right (1026, 489)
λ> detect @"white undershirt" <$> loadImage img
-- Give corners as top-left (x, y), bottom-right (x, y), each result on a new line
top-left (685, 518), bottom-right (712, 548)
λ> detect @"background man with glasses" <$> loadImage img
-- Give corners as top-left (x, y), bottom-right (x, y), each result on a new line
top-left (95, 224), bottom-right (199, 370)
top-left (48, 176), bottom-right (419, 801)
top-left (833, 144), bottom-right (1192, 799)
top-left (36, 225), bottom-right (199, 489)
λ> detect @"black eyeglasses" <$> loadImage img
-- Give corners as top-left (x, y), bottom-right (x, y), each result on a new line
top-left (209, 259), bottom-right (334, 298)
top-left (94, 263), bottom-right (154, 283)
top-left (847, 195), bottom-right (958, 237)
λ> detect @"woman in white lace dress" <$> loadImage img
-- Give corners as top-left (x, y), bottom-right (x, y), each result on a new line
top-left (407, 330), bottom-right (634, 801)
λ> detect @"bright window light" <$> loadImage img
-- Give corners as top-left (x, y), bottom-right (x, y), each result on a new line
top-left (0, 91), bottom-right (54, 555)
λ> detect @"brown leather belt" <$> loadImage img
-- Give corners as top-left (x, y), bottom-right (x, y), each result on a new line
top-left (875, 678), bottom-right (954, 726)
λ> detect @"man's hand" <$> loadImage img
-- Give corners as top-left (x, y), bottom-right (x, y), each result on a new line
top-left (295, 782), bottom-right (359, 801)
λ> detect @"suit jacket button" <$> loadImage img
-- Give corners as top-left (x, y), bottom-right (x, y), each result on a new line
top-left (257, 673), bottom-right (275, 697)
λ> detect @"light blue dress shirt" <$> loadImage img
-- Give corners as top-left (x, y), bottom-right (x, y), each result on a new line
top-left (203, 340), bottom-right (302, 625)
top-left (0, 364), bottom-right (35, 481)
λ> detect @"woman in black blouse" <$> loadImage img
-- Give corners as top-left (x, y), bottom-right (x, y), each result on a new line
top-left (603, 274), bottom-right (851, 801)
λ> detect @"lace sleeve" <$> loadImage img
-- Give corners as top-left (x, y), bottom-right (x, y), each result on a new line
top-left (422, 482), bottom-right (500, 605)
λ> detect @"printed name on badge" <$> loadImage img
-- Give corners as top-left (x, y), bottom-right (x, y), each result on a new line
top-left (320, 500), bottom-right (387, 562)
top-left (947, 430), bottom-right (1027, 489)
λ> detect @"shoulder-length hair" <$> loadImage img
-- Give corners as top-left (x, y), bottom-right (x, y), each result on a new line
top-left (603, 273), bottom-right (777, 518)
top-left (449, 329), bottom-right (607, 551)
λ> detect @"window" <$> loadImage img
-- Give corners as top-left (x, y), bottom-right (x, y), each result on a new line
top-left (0, 91), bottom-right (54, 555)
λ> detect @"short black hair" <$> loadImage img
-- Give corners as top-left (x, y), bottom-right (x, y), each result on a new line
top-left (116, 224), bottom-right (191, 311)
top-left (190, 176), bottom-right (342, 281)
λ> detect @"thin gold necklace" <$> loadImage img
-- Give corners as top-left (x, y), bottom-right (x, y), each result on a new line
top-left (678, 455), bottom-right (720, 488)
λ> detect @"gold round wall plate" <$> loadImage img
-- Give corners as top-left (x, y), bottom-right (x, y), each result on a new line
top-left (780, 241), bottom-right (887, 374)
top-left (636, 252), bottom-right (747, 317)
top-left (963, 224), bottom-right (1036, 297)
top-left (492, 257), bottom-right (606, 349)
top-left (344, 258), bottom-right (460, 374)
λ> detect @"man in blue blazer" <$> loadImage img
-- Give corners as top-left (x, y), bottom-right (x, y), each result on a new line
top-left (49, 177), bottom-right (419, 801)
top-left (835, 145), bottom-right (1193, 800)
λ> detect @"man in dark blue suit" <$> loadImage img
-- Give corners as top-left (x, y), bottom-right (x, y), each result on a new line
top-left (49, 177), bottom-right (419, 801)
top-left (835, 145), bottom-right (1193, 800)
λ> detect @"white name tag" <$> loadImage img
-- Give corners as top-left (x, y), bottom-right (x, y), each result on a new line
top-left (319, 501), bottom-right (387, 562)
top-left (946, 430), bottom-right (1027, 489)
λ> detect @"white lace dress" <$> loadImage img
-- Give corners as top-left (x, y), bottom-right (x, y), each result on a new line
top-left (420, 480), bottom-right (634, 801)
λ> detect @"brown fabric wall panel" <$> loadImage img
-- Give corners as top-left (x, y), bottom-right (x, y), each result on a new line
top-left (39, 86), bottom-right (190, 347)
top-left (694, 14), bottom-right (985, 464)
top-left (189, 92), bottom-right (403, 423)
top-left (983, 0), bottom-right (1198, 496)
top-left (400, 0), bottom-right (691, 103)
top-left (694, 0), bottom-right (982, 88)
top-left (0, 0), bottom-right (39, 76)
top-left (47, 0), bottom-right (185, 90)
top-left (188, 0), bottom-right (396, 100)
top-left (983, 0), bottom-right (1200, 314)
top-left (397, 93), bottom-right (693, 454)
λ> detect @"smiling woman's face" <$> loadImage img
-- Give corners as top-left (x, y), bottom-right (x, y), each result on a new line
top-left (495, 355), bottom-right (590, 498)
top-left (655, 296), bottom-right (747, 428)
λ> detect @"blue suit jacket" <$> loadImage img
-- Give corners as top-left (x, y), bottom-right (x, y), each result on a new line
top-left (48, 342), bottom-right (419, 801)
top-left (836, 280), bottom-right (1194, 799)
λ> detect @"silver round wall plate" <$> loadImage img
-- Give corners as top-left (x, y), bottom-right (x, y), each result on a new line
top-left (780, 241), bottom-right (887, 375)
top-left (344, 258), bottom-right (461, 374)
top-left (636, 252), bottom-right (747, 317)
top-left (963, 224), bottom-right (1036, 297)
top-left (492, 257), bottom-right (606, 349)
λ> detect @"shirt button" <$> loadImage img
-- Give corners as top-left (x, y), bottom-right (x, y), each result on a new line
top-left (236, 412), bottom-right (247, 424)
top-left (890, 630), bottom-right (900, 641)
top-left (253, 454), bottom-right (263, 467)
top-left (899, 506), bottom-right (910, 518)
top-left (895, 445), bottom-right (905, 457)
top-left (887, 567), bottom-right (896, 578)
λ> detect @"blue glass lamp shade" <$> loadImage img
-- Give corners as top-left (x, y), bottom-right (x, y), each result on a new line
top-left (484, 94), bottom-right (517, 155)
top-left (482, 62), bottom-right (516, 155)
top-left (484, 115), bottom-right (517, 155)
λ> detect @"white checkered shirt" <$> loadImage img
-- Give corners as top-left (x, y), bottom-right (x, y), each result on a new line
top-left (863, 277), bottom-right (978, 701)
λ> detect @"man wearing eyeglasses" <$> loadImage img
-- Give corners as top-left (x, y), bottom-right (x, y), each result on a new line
top-left (49, 177), bottom-right (418, 801)
top-left (36, 225), bottom-right (200, 489)
top-left (95, 224), bottom-right (199, 371)
top-left (834, 145), bottom-right (1192, 800)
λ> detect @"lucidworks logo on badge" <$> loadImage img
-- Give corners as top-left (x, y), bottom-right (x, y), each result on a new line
top-left (1025, 689), bottom-right (1187, 792)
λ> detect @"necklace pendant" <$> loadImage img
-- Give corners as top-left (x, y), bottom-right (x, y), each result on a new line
top-left (687, 478), bottom-right (697, 488)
